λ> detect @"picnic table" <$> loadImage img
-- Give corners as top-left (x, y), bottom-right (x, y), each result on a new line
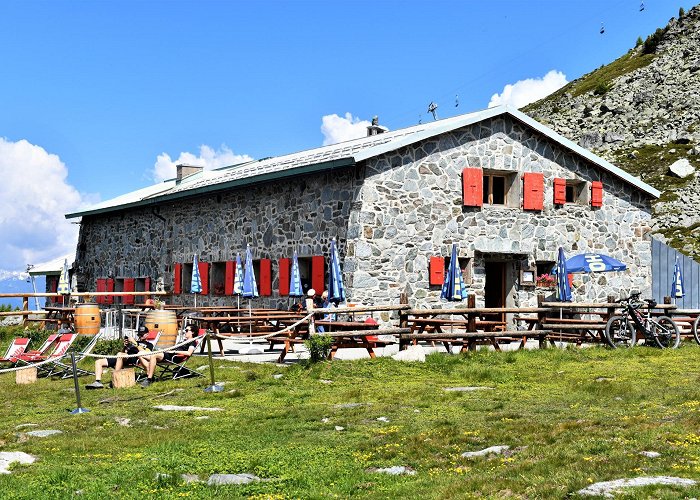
top-left (42, 306), bottom-right (76, 328)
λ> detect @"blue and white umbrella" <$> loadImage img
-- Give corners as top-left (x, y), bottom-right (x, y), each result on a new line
top-left (671, 257), bottom-right (685, 300)
top-left (289, 251), bottom-right (303, 298)
top-left (441, 243), bottom-right (468, 302)
top-left (242, 245), bottom-right (258, 299)
top-left (232, 253), bottom-right (244, 296)
top-left (57, 258), bottom-right (71, 305)
top-left (556, 247), bottom-right (572, 302)
top-left (191, 254), bottom-right (202, 307)
top-left (327, 239), bottom-right (345, 305)
top-left (556, 253), bottom-right (627, 274)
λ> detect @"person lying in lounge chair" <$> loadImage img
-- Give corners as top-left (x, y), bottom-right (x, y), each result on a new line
top-left (139, 325), bottom-right (197, 387)
top-left (85, 325), bottom-right (154, 389)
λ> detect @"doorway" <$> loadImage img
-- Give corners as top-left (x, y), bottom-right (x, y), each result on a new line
top-left (485, 262), bottom-right (506, 308)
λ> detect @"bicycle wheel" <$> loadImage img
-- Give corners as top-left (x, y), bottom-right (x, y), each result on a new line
top-left (652, 316), bottom-right (680, 349)
top-left (605, 315), bottom-right (636, 348)
top-left (693, 316), bottom-right (700, 345)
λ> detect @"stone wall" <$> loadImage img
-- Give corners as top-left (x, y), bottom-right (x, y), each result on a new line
top-left (345, 115), bottom-right (654, 308)
top-left (75, 115), bottom-right (654, 311)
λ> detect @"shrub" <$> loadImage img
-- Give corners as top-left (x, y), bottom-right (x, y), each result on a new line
top-left (304, 334), bottom-right (333, 362)
top-left (635, 36), bottom-right (643, 47)
top-left (91, 339), bottom-right (124, 356)
top-left (642, 27), bottom-right (667, 54)
top-left (593, 81), bottom-right (613, 95)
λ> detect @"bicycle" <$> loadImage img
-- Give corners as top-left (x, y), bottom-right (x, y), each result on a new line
top-left (692, 316), bottom-right (700, 345)
top-left (605, 292), bottom-right (680, 349)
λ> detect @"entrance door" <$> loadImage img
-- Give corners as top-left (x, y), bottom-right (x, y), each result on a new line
top-left (484, 262), bottom-right (506, 308)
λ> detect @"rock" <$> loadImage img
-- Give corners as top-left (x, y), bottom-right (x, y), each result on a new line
top-left (377, 417), bottom-right (390, 422)
top-left (0, 452), bottom-right (36, 474)
top-left (668, 159), bottom-right (695, 178)
top-left (273, 374), bottom-right (284, 379)
top-left (392, 345), bottom-right (425, 362)
top-left (207, 473), bottom-right (261, 486)
top-left (640, 451), bottom-right (661, 458)
top-left (319, 379), bottom-right (333, 384)
top-left (14, 424), bottom-right (38, 429)
top-left (578, 476), bottom-right (696, 497)
top-left (195, 416), bottom-right (210, 420)
top-left (181, 474), bottom-right (201, 483)
top-left (461, 445), bottom-right (510, 458)
top-left (334, 426), bottom-right (345, 431)
top-left (153, 405), bottom-right (223, 412)
top-left (26, 430), bottom-right (62, 438)
top-left (334, 403), bottom-right (368, 409)
top-left (368, 465), bottom-right (416, 475)
top-left (321, 418), bottom-right (330, 423)
top-left (115, 417), bottom-right (131, 427)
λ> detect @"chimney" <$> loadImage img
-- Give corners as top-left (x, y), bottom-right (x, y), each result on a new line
top-left (367, 116), bottom-right (389, 136)
top-left (176, 164), bottom-right (204, 183)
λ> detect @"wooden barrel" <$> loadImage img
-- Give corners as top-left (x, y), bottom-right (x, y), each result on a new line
top-left (144, 309), bottom-right (178, 347)
top-left (74, 303), bottom-right (101, 336)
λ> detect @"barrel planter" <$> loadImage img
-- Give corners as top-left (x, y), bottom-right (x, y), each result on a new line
top-left (144, 309), bottom-right (178, 348)
top-left (74, 303), bottom-right (101, 336)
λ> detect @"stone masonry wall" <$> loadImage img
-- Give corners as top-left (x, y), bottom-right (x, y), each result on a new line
top-left (345, 115), bottom-right (654, 309)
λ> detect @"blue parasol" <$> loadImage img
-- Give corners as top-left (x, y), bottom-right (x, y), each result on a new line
top-left (556, 247), bottom-right (572, 302)
top-left (289, 251), bottom-right (303, 298)
top-left (57, 258), bottom-right (71, 305)
top-left (441, 243), bottom-right (468, 301)
top-left (242, 245), bottom-right (258, 299)
top-left (671, 256), bottom-right (685, 300)
top-left (191, 254), bottom-right (202, 307)
top-left (327, 239), bottom-right (345, 305)
top-left (554, 253), bottom-right (627, 274)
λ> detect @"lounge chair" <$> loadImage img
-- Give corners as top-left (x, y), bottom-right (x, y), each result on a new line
top-left (0, 338), bottom-right (30, 366)
top-left (51, 331), bottom-right (105, 379)
top-left (24, 334), bottom-right (58, 357)
top-left (154, 330), bottom-right (205, 381)
top-left (15, 334), bottom-right (78, 377)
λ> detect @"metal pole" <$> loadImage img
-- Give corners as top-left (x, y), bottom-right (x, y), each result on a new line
top-left (70, 352), bottom-right (90, 414)
top-left (204, 332), bottom-right (223, 393)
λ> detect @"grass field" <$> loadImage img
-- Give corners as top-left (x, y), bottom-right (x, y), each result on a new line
top-left (2, 345), bottom-right (700, 499)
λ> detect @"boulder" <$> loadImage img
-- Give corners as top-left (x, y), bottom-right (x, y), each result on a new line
top-left (392, 345), bottom-right (425, 362)
top-left (668, 159), bottom-right (695, 178)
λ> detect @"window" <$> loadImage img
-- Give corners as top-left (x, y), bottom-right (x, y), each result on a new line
top-left (210, 262), bottom-right (227, 295)
top-left (483, 175), bottom-right (506, 205)
top-left (554, 178), bottom-right (587, 205)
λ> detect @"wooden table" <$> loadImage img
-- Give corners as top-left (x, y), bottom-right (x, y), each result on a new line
top-left (314, 320), bottom-right (383, 360)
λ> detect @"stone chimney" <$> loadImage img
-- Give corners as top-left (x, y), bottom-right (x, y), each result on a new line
top-left (176, 164), bottom-right (204, 183)
top-left (367, 116), bottom-right (389, 136)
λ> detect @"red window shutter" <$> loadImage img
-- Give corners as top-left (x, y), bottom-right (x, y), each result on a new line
top-left (106, 278), bottom-right (114, 305)
top-left (144, 277), bottom-right (151, 293)
top-left (553, 178), bottom-right (566, 205)
top-left (523, 172), bottom-right (544, 211)
top-left (96, 279), bottom-right (106, 305)
top-left (173, 263), bottom-right (182, 295)
top-left (429, 256), bottom-right (445, 285)
top-left (462, 167), bottom-right (483, 207)
top-left (123, 278), bottom-right (135, 305)
top-left (311, 255), bottom-right (325, 293)
top-left (591, 181), bottom-right (603, 207)
top-left (225, 261), bottom-right (234, 295)
top-left (199, 262), bottom-right (209, 295)
top-left (50, 276), bottom-right (58, 293)
top-left (279, 258), bottom-right (290, 295)
top-left (260, 258), bottom-right (272, 296)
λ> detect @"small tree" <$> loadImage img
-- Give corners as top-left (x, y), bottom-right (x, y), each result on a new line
top-left (635, 36), bottom-right (643, 47)
top-left (679, 7), bottom-right (685, 18)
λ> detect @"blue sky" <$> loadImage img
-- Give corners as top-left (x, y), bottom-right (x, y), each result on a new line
top-left (0, 0), bottom-right (696, 273)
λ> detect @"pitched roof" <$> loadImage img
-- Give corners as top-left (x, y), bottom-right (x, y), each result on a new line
top-left (66, 105), bottom-right (659, 219)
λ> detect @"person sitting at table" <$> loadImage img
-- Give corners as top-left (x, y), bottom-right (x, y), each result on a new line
top-left (320, 291), bottom-right (336, 321)
top-left (57, 322), bottom-right (73, 335)
top-left (139, 325), bottom-right (199, 387)
top-left (85, 325), bottom-right (154, 389)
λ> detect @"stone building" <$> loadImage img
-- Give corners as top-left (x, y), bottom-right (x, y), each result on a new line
top-left (66, 105), bottom-right (659, 313)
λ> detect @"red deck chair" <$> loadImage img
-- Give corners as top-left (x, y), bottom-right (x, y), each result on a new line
top-left (16, 334), bottom-right (77, 377)
top-left (0, 338), bottom-right (30, 366)
top-left (154, 330), bottom-right (205, 381)
top-left (24, 334), bottom-right (58, 357)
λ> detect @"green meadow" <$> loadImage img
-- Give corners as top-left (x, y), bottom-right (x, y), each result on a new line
top-left (2, 343), bottom-right (700, 499)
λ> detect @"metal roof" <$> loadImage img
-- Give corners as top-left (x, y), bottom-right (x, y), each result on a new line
top-left (66, 105), bottom-right (659, 219)
top-left (28, 252), bottom-right (75, 276)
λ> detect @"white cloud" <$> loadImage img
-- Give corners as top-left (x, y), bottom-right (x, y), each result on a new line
top-left (488, 70), bottom-right (568, 109)
top-left (0, 137), bottom-right (82, 272)
top-left (152, 145), bottom-right (253, 183)
top-left (321, 112), bottom-right (371, 146)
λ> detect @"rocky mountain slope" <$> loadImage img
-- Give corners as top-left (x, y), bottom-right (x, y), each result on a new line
top-left (526, 4), bottom-right (700, 258)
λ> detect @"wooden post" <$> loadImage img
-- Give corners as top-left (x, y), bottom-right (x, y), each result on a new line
top-left (22, 295), bottom-right (29, 327)
top-left (16, 366), bottom-right (37, 384)
top-left (467, 294), bottom-right (476, 332)
top-left (306, 299), bottom-right (316, 335)
top-left (537, 294), bottom-right (547, 349)
top-left (111, 368), bottom-right (135, 389)
top-left (663, 296), bottom-right (672, 305)
top-left (399, 293), bottom-right (408, 351)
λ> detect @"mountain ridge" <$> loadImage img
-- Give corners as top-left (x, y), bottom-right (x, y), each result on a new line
top-left (526, 4), bottom-right (700, 258)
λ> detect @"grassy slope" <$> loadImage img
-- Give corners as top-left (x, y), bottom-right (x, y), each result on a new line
top-left (2, 347), bottom-right (700, 498)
